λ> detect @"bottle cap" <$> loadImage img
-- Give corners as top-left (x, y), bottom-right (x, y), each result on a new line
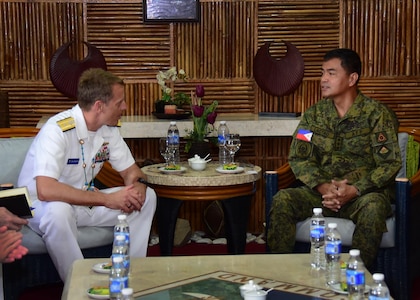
top-left (118, 214), bottom-right (127, 220)
top-left (220, 120), bottom-right (226, 124)
top-left (170, 121), bottom-right (176, 125)
top-left (327, 223), bottom-right (337, 229)
top-left (349, 249), bottom-right (360, 256)
top-left (313, 207), bottom-right (322, 214)
top-left (122, 288), bottom-right (133, 296)
top-left (372, 273), bottom-right (385, 281)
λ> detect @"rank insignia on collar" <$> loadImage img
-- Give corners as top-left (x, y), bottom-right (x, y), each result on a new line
top-left (376, 132), bottom-right (388, 143)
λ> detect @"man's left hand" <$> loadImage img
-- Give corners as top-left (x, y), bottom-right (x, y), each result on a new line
top-left (321, 179), bottom-right (358, 212)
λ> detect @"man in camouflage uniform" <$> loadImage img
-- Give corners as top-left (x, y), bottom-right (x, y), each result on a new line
top-left (267, 48), bottom-right (401, 268)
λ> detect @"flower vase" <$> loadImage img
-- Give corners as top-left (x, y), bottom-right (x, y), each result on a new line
top-left (155, 100), bottom-right (166, 113)
top-left (187, 141), bottom-right (211, 159)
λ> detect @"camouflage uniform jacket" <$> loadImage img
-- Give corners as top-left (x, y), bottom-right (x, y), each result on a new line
top-left (289, 92), bottom-right (401, 195)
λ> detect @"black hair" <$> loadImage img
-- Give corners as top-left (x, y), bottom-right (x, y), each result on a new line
top-left (323, 48), bottom-right (361, 83)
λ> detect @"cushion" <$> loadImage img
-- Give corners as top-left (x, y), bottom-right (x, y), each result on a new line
top-left (396, 132), bottom-right (408, 179)
top-left (0, 137), bottom-right (34, 186)
top-left (295, 215), bottom-right (395, 248)
top-left (1, 138), bottom-right (115, 254)
top-left (21, 225), bottom-right (114, 254)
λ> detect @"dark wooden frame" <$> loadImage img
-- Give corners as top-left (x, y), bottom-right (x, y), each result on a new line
top-left (143, 0), bottom-right (200, 23)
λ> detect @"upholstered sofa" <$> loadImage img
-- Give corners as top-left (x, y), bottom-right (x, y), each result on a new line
top-left (0, 128), bottom-right (114, 300)
top-left (265, 127), bottom-right (420, 300)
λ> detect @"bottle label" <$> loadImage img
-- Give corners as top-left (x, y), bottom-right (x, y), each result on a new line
top-left (112, 253), bottom-right (130, 270)
top-left (115, 232), bottom-right (130, 244)
top-left (346, 269), bottom-right (365, 285)
top-left (368, 296), bottom-right (389, 300)
top-left (109, 277), bottom-right (128, 293)
top-left (168, 134), bottom-right (179, 144)
top-left (310, 225), bottom-right (325, 239)
top-left (218, 135), bottom-right (226, 144)
top-left (325, 240), bottom-right (342, 255)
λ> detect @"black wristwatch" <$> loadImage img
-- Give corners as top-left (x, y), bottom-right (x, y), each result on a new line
top-left (137, 178), bottom-right (148, 186)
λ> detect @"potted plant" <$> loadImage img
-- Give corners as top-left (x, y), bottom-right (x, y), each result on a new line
top-left (155, 67), bottom-right (190, 113)
top-left (185, 84), bottom-right (218, 156)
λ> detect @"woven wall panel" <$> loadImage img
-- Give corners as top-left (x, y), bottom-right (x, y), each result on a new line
top-left (175, 1), bottom-right (257, 79)
top-left (257, 0), bottom-right (340, 78)
top-left (0, 2), bottom-right (84, 80)
top-left (342, 0), bottom-right (420, 77)
top-left (86, 3), bottom-right (171, 80)
top-left (359, 78), bottom-right (420, 127)
top-left (0, 81), bottom-right (75, 126)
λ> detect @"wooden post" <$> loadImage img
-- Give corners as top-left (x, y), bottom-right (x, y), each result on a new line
top-left (0, 91), bottom-right (10, 128)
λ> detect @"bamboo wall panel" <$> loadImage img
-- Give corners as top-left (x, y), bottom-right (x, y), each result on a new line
top-left (0, 2), bottom-right (84, 80)
top-left (176, 1), bottom-right (256, 79)
top-left (342, 0), bottom-right (420, 77)
top-left (359, 78), bottom-right (420, 128)
top-left (86, 3), bottom-right (170, 80)
top-left (256, 0), bottom-right (340, 114)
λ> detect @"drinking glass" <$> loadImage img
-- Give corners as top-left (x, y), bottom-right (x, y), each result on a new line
top-left (224, 134), bottom-right (241, 163)
top-left (159, 137), bottom-right (173, 166)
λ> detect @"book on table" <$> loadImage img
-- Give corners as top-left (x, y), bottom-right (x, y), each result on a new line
top-left (0, 187), bottom-right (33, 218)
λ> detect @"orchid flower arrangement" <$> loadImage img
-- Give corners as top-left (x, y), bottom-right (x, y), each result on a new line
top-left (156, 67), bottom-right (190, 107)
top-left (185, 85), bottom-right (218, 152)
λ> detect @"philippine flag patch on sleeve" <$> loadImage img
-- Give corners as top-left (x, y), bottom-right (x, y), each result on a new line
top-left (296, 129), bottom-right (313, 142)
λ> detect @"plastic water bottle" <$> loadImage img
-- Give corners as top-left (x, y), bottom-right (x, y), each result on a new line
top-left (167, 121), bottom-right (180, 165)
top-left (310, 207), bottom-right (325, 270)
top-left (114, 215), bottom-right (130, 273)
top-left (112, 234), bottom-right (130, 274)
top-left (218, 121), bottom-right (230, 165)
top-left (115, 214), bottom-right (130, 244)
top-left (109, 256), bottom-right (128, 300)
top-left (121, 287), bottom-right (134, 300)
top-left (346, 249), bottom-right (365, 299)
top-left (369, 273), bottom-right (390, 300)
top-left (325, 223), bottom-right (342, 285)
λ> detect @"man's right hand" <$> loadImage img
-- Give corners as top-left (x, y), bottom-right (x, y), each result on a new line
top-left (0, 207), bottom-right (29, 231)
top-left (105, 185), bottom-right (143, 213)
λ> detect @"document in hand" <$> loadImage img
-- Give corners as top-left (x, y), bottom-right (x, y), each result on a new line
top-left (0, 187), bottom-right (33, 218)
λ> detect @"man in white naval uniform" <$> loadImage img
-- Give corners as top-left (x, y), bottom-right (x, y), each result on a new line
top-left (18, 68), bottom-right (157, 281)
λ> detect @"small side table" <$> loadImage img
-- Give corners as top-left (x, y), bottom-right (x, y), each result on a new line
top-left (141, 162), bottom-right (261, 255)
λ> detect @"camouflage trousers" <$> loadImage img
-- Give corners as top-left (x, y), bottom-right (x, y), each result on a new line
top-left (267, 185), bottom-right (392, 268)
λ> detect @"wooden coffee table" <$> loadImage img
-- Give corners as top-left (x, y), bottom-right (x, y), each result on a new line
top-left (63, 253), bottom-right (374, 299)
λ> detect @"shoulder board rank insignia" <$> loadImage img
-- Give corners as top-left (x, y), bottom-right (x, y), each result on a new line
top-left (57, 117), bottom-right (76, 132)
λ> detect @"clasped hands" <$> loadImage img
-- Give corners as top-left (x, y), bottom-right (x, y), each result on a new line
top-left (318, 179), bottom-right (359, 212)
top-left (113, 184), bottom-right (146, 213)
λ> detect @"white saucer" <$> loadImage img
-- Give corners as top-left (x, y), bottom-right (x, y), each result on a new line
top-left (92, 262), bottom-right (111, 274)
top-left (215, 166), bottom-right (244, 174)
top-left (158, 166), bottom-right (187, 174)
top-left (329, 283), bottom-right (370, 295)
top-left (87, 287), bottom-right (109, 299)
